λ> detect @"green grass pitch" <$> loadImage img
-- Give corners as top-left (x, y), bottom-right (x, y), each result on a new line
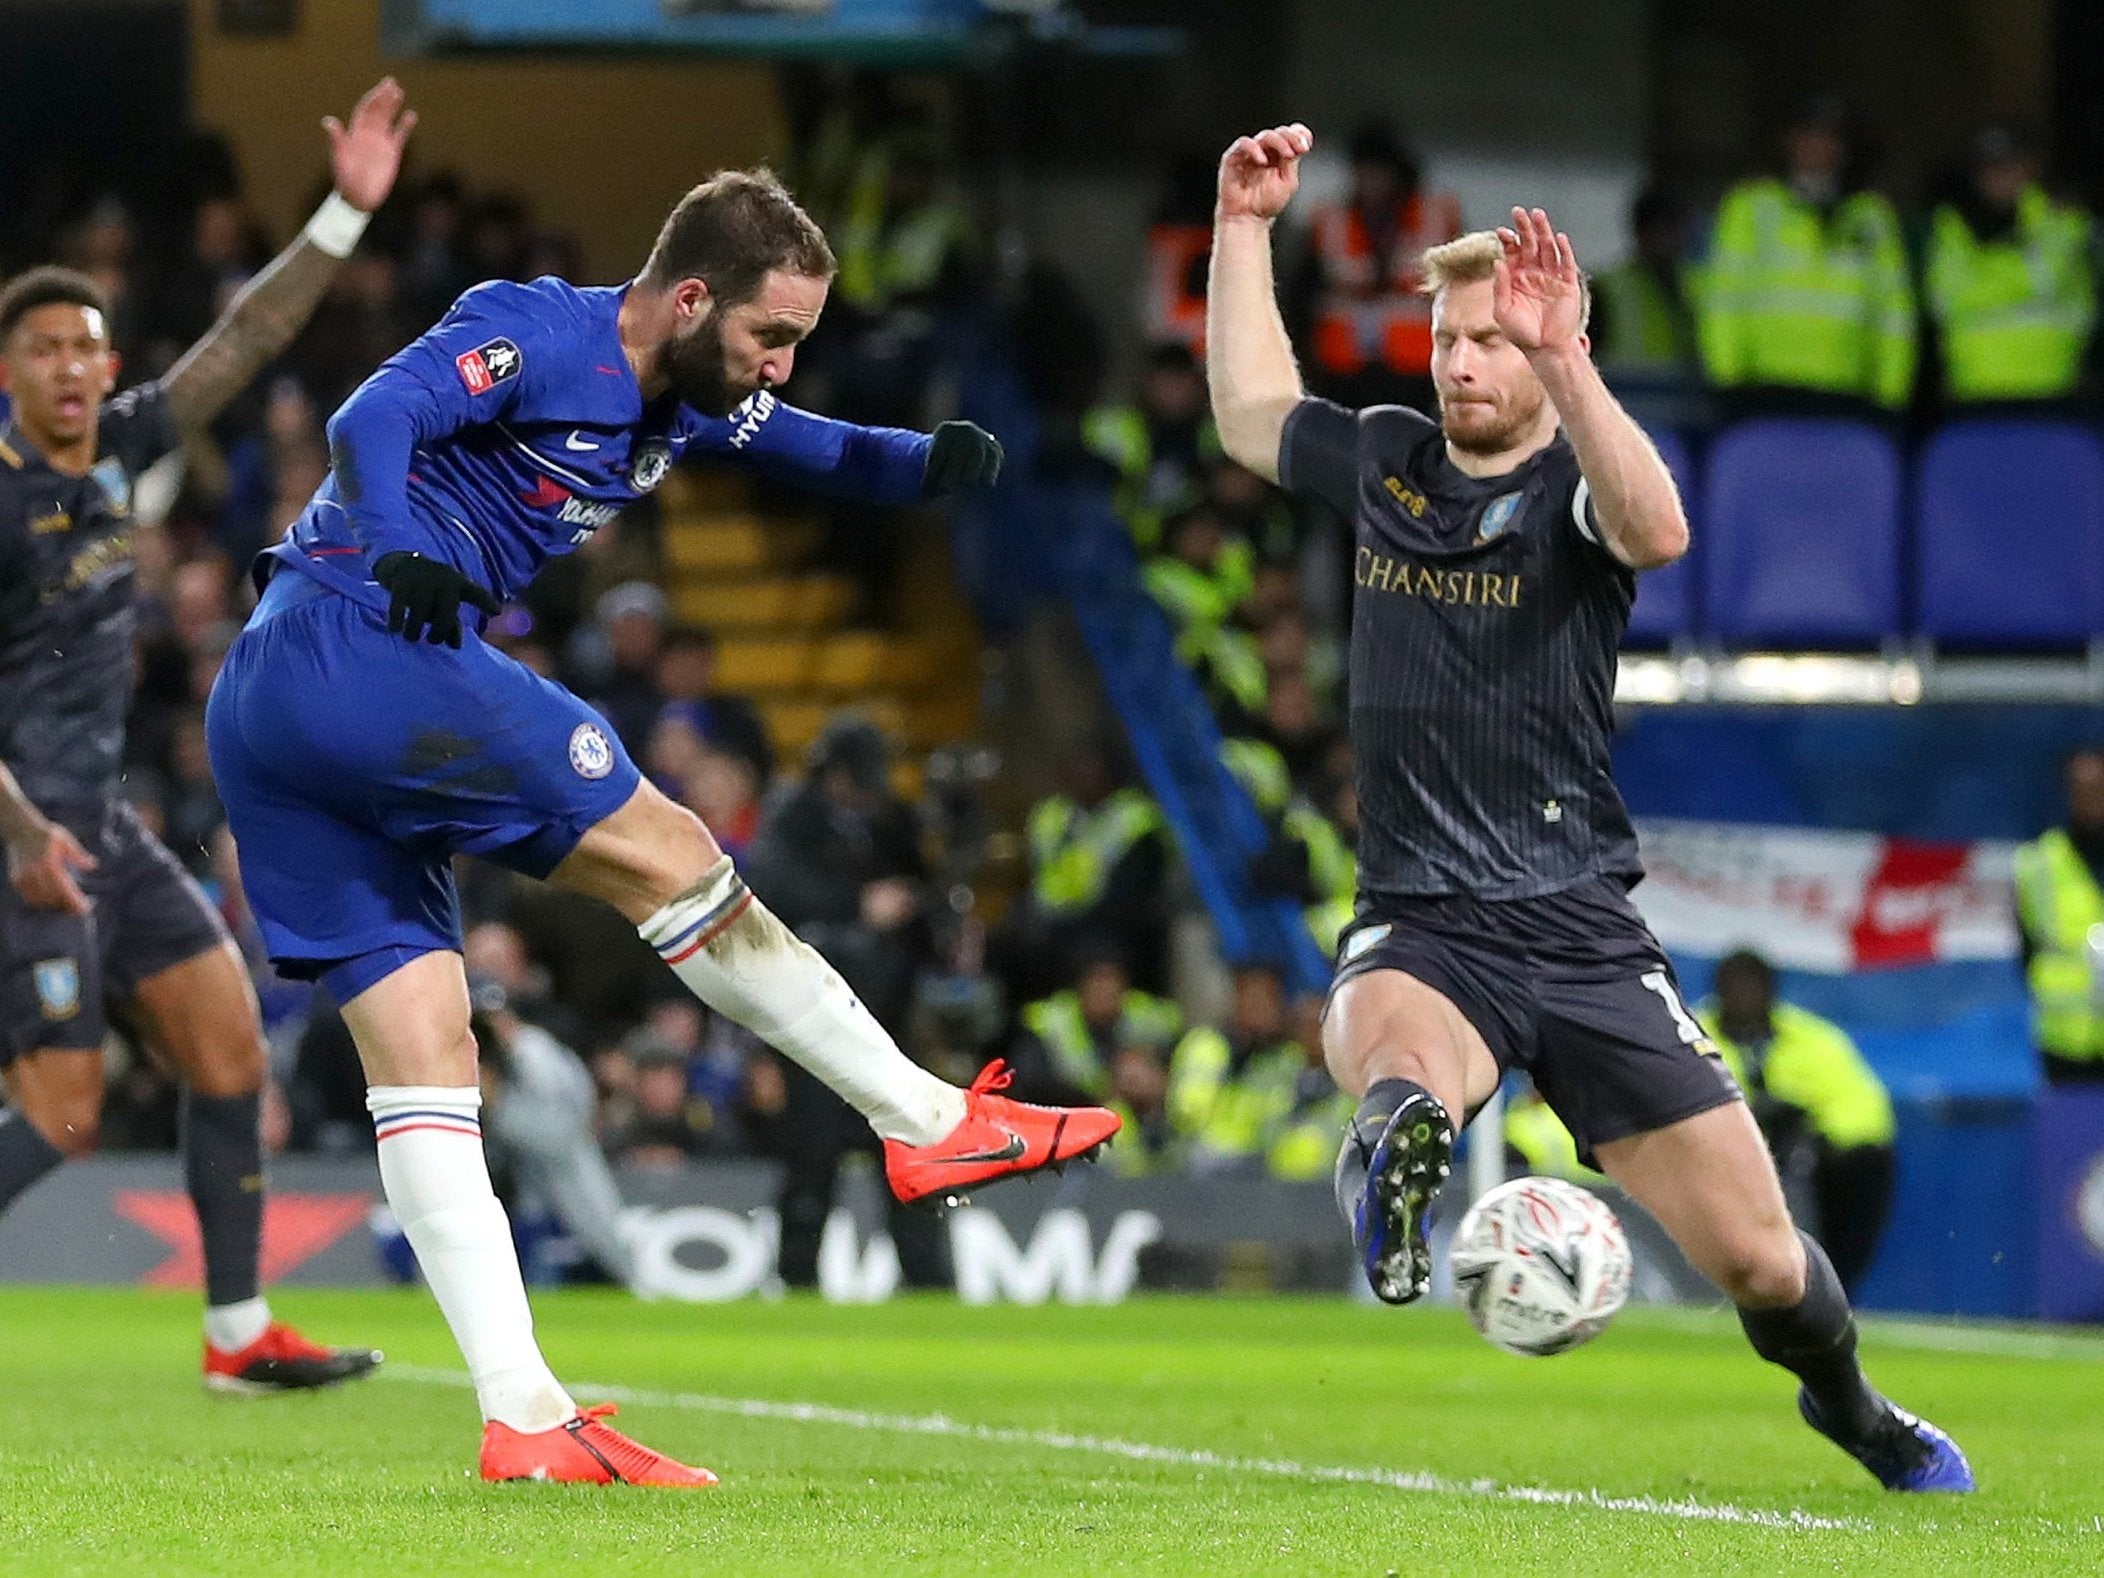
top-left (2, 1286), bottom-right (2101, 1575)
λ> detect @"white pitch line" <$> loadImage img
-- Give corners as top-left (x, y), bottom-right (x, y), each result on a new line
top-left (383, 1364), bottom-right (1858, 1532)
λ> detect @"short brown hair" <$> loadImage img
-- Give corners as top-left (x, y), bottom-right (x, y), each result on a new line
top-left (0, 266), bottom-right (110, 342)
top-left (1418, 230), bottom-right (1591, 333)
top-left (640, 169), bottom-right (835, 305)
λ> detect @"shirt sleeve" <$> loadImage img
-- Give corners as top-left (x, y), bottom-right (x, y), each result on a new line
top-left (1558, 456), bottom-right (1628, 571)
top-left (99, 380), bottom-right (179, 477)
top-left (1276, 397), bottom-right (1363, 519)
top-left (323, 281), bottom-right (560, 565)
top-left (686, 392), bottom-right (931, 506)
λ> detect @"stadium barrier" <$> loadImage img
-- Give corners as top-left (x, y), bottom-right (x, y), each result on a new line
top-left (2031, 1086), bottom-right (2104, 1322)
top-left (1, 1155), bottom-right (1728, 1306)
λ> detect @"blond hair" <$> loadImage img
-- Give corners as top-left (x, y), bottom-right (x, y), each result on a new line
top-left (1418, 229), bottom-right (1591, 332)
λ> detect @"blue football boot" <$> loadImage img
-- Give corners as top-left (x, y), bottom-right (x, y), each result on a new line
top-left (1348, 1091), bottom-right (1454, 1304)
top-left (1799, 1388), bottom-right (1976, 1492)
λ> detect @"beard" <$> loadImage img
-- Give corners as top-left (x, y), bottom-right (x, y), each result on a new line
top-left (1438, 383), bottom-right (1547, 456)
top-left (660, 312), bottom-right (743, 417)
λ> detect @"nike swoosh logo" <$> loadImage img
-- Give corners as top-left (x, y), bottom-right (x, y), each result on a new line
top-left (564, 431), bottom-right (600, 452)
top-left (932, 1131), bottom-right (1027, 1166)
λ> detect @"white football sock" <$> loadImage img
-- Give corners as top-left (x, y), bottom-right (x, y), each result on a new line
top-left (366, 1086), bottom-right (574, 1432)
top-left (640, 858), bottom-right (966, 1145)
top-left (204, 1296), bottom-right (272, 1352)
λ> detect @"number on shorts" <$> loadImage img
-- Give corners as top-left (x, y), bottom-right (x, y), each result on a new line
top-left (1639, 969), bottom-right (1703, 1045)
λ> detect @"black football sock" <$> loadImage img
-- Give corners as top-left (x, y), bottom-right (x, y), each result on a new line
top-left (0, 1109), bottom-right (65, 1212)
top-left (1333, 1077), bottom-right (1433, 1225)
top-left (1737, 1229), bottom-right (1886, 1441)
top-left (183, 1090), bottom-right (265, 1309)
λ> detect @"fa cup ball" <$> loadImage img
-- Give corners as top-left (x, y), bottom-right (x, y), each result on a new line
top-left (1450, 1176), bottom-right (1633, 1356)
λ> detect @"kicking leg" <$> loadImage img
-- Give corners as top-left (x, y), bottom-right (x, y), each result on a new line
top-left (132, 941), bottom-right (378, 1389)
top-left (553, 780), bottom-right (1117, 1200)
top-left (1323, 968), bottom-right (1501, 1303)
top-left (1597, 1104), bottom-right (1972, 1492)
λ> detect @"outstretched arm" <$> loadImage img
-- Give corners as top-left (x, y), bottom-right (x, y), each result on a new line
top-left (1495, 206), bottom-right (1687, 571)
top-left (703, 393), bottom-right (1001, 504)
top-left (163, 79), bottom-right (415, 431)
top-left (1206, 124), bottom-right (1313, 483)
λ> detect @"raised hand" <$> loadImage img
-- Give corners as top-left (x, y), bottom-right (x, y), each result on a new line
top-left (326, 77), bottom-right (418, 214)
top-left (1217, 124), bottom-right (1314, 222)
top-left (1493, 206), bottom-right (1586, 354)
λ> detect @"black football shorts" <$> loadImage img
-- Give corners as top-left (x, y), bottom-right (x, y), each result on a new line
top-left (1330, 875), bottom-right (1742, 1165)
top-left (0, 799), bottom-right (229, 1065)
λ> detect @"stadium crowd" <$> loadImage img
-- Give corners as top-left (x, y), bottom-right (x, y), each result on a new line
top-left (13, 84), bottom-right (2098, 1287)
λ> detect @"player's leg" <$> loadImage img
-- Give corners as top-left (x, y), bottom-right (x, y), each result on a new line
top-left (0, 1045), bottom-right (106, 1164)
top-left (549, 776), bottom-right (1119, 1200)
top-left (129, 938), bottom-right (382, 1388)
top-left (334, 948), bottom-right (571, 1428)
top-left (0, 898), bottom-right (106, 1200)
top-left (1323, 935), bottom-right (1506, 1303)
top-left (553, 780), bottom-right (961, 1141)
top-left (207, 585), bottom-right (708, 1483)
top-left (335, 947), bottom-right (713, 1485)
top-left (1594, 1104), bottom-right (1969, 1490)
top-left (1532, 912), bottom-right (1971, 1493)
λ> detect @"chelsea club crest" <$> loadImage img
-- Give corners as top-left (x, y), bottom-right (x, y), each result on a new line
top-left (1476, 491), bottom-right (1523, 543)
top-left (631, 442), bottom-right (672, 493)
top-left (568, 722), bottom-right (615, 781)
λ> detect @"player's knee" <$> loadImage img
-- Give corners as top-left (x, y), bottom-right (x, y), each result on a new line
top-left (638, 798), bottom-right (721, 896)
top-left (1712, 1232), bottom-right (1807, 1308)
top-left (27, 1095), bottom-right (102, 1159)
top-left (181, 1031), bottom-right (268, 1099)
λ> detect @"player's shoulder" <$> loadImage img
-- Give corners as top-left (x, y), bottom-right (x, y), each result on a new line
top-left (1354, 402), bottom-right (1441, 472)
top-left (444, 275), bottom-right (612, 341)
top-left (435, 277), bottom-right (621, 398)
top-left (1357, 402), bottom-right (1439, 442)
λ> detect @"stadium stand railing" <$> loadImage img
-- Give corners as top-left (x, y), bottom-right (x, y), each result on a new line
top-left (950, 334), bottom-right (1330, 994)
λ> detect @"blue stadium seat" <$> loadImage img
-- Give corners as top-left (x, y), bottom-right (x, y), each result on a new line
top-left (1916, 420), bottom-right (2104, 647)
top-left (1624, 428), bottom-right (1697, 645)
top-left (1702, 419), bottom-right (1903, 645)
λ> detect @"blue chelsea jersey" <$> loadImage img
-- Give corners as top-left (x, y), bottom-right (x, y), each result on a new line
top-left (263, 276), bottom-right (932, 607)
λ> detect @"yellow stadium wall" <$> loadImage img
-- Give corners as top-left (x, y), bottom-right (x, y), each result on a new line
top-left (187, 0), bottom-right (786, 282)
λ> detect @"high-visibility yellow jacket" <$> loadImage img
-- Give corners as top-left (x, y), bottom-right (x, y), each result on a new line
top-left (1926, 186), bottom-right (2095, 401)
top-left (1698, 178), bottom-right (1917, 408)
top-left (1696, 1000), bottom-right (1895, 1149)
top-left (1022, 989), bottom-right (1183, 1095)
top-left (1502, 1093), bottom-right (1606, 1183)
top-left (1595, 258), bottom-right (1698, 377)
top-left (1168, 1026), bottom-right (1348, 1181)
top-left (1082, 404), bottom-right (1222, 551)
top-left (2013, 828), bottom-right (2104, 1062)
top-left (1026, 789), bottom-right (1164, 915)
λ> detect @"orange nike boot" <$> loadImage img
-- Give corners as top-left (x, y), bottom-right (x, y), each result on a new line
top-left (203, 1322), bottom-right (382, 1394)
top-left (479, 1404), bottom-right (718, 1487)
top-left (883, 1059), bottom-right (1122, 1205)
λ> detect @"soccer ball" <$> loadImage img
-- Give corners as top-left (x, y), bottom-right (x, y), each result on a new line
top-left (1450, 1176), bottom-right (1632, 1357)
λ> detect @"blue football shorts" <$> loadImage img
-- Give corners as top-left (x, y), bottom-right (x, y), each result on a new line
top-left (205, 566), bottom-right (640, 1000)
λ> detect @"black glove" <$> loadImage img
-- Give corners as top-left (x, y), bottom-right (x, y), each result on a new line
top-left (921, 420), bottom-right (1004, 496)
top-left (372, 552), bottom-right (503, 648)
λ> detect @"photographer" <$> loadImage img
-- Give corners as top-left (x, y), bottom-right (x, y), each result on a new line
top-left (470, 978), bottom-right (639, 1292)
